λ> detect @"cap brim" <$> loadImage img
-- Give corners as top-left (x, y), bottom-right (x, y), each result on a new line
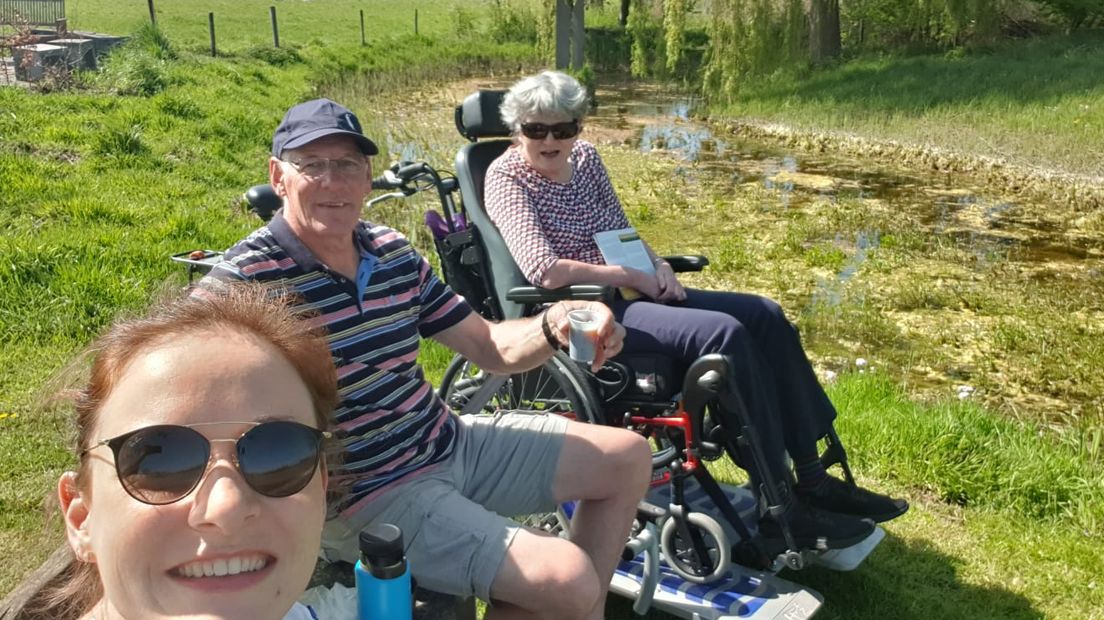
top-left (280, 127), bottom-right (379, 157)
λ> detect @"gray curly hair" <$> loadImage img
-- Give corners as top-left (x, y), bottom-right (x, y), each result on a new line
top-left (499, 71), bottom-right (589, 133)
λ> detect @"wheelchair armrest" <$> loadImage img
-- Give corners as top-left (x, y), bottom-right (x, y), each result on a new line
top-left (505, 284), bottom-right (615, 305)
top-left (662, 255), bottom-right (709, 273)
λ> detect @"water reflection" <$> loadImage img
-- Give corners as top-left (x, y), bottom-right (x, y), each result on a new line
top-left (638, 124), bottom-right (719, 162)
top-left (348, 76), bottom-right (1102, 421)
top-left (586, 82), bottom-right (1102, 421)
top-left (596, 87), bottom-right (1103, 271)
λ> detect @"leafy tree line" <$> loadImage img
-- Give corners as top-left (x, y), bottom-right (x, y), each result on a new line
top-left (611, 0), bottom-right (1102, 97)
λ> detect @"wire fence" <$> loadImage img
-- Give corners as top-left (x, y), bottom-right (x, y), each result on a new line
top-left (0, 0), bottom-right (64, 26)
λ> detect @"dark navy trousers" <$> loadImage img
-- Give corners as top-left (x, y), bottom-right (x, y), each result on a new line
top-left (612, 288), bottom-right (837, 481)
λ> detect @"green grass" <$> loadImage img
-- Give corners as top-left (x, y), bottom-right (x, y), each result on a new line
top-left (707, 30), bottom-right (1104, 179)
top-left (594, 137), bottom-right (1102, 615)
top-left (0, 2), bottom-right (541, 599)
top-left (603, 142), bottom-right (1104, 432)
top-left (63, 0), bottom-right (478, 52)
top-left (2, 5), bottom-right (1103, 618)
top-left (616, 376), bottom-right (1104, 620)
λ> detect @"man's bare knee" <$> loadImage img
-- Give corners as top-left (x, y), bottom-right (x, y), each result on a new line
top-left (544, 554), bottom-right (601, 619)
top-left (611, 430), bottom-right (652, 496)
top-left (491, 543), bottom-right (601, 619)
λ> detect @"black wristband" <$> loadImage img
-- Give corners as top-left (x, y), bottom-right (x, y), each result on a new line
top-left (540, 308), bottom-right (562, 351)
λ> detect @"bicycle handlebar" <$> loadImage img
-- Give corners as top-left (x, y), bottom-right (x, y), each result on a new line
top-left (367, 162), bottom-right (462, 235)
top-left (370, 168), bottom-right (404, 190)
top-left (371, 161), bottom-right (435, 192)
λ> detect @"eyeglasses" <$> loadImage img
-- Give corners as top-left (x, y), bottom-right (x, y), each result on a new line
top-left (283, 156), bottom-right (369, 180)
top-left (519, 120), bottom-right (581, 141)
top-left (82, 421), bottom-right (332, 505)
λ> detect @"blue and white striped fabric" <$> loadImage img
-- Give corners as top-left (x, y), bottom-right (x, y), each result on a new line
top-left (203, 213), bottom-right (472, 515)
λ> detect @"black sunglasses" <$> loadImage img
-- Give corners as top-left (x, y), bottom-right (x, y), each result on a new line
top-left (82, 421), bottom-right (332, 505)
top-left (519, 120), bottom-right (581, 140)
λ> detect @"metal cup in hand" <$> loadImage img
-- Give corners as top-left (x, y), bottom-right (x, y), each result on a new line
top-left (567, 309), bottom-right (600, 364)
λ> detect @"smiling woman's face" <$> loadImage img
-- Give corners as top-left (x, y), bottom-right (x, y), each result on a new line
top-left (64, 329), bottom-right (326, 620)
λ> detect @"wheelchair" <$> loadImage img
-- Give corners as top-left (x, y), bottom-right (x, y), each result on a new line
top-left (173, 90), bottom-right (885, 620)
top-left (413, 90), bottom-right (885, 619)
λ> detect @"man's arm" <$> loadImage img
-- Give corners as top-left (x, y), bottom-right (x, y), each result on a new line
top-left (431, 300), bottom-right (625, 374)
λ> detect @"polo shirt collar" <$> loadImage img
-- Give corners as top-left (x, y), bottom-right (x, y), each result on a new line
top-left (268, 211), bottom-right (375, 271)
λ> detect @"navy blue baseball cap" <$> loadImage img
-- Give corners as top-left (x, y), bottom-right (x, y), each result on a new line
top-left (271, 98), bottom-right (379, 158)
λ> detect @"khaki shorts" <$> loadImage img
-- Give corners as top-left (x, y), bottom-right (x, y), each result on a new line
top-left (321, 411), bottom-right (569, 601)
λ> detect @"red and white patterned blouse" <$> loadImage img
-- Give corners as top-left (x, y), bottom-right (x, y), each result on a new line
top-left (485, 140), bottom-right (630, 285)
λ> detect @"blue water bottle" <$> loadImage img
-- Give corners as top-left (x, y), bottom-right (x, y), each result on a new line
top-left (355, 523), bottom-right (413, 620)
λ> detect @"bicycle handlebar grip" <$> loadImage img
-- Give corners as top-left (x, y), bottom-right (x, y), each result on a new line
top-left (371, 175), bottom-right (401, 190)
top-left (395, 161), bottom-right (428, 181)
top-left (371, 167), bottom-right (405, 190)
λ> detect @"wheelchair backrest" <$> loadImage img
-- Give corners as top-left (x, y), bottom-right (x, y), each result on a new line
top-left (453, 90), bottom-right (532, 321)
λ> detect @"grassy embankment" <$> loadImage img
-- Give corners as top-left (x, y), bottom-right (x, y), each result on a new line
top-left (704, 30), bottom-right (1104, 182)
top-left (1, 2), bottom-right (1102, 617)
top-left (0, 0), bottom-right (538, 598)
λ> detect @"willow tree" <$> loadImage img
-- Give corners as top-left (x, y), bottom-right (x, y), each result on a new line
top-left (702, 0), bottom-right (806, 99)
top-left (664, 0), bottom-right (689, 72)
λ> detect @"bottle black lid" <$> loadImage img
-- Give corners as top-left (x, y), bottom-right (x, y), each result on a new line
top-left (359, 523), bottom-right (404, 566)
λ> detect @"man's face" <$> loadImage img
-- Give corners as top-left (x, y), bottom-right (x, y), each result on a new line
top-left (270, 134), bottom-right (371, 245)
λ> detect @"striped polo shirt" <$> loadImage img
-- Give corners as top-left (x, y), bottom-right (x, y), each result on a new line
top-left (202, 212), bottom-right (472, 516)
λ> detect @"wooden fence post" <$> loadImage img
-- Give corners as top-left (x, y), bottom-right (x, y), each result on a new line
top-left (208, 12), bottom-right (216, 57)
top-left (147, 0), bottom-right (156, 25)
top-left (360, 9), bottom-right (366, 46)
top-left (270, 5), bottom-right (280, 48)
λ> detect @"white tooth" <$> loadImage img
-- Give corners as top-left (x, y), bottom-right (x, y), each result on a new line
top-left (187, 564), bottom-right (201, 578)
top-left (228, 557), bottom-right (242, 575)
top-left (203, 562), bottom-right (215, 577)
top-left (213, 559), bottom-right (229, 576)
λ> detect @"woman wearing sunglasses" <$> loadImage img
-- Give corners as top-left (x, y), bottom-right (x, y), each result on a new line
top-left (484, 71), bottom-right (907, 551)
top-left (47, 285), bottom-right (337, 620)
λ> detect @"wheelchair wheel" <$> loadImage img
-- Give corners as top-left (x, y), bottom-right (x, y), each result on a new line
top-left (659, 511), bottom-right (731, 584)
top-left (437, 351), bottom-right (605, 535)
top-left (437, 351), bottom-right (604, 424)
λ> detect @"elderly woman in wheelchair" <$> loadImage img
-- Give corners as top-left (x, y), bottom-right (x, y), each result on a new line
top-left (479, 70), bottom-right (907, 558)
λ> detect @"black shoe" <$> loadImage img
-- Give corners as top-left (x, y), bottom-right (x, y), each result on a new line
top-left (797, 475), bottom-right (909, 523)
top-left (758, 500), bottom-right (875, 551)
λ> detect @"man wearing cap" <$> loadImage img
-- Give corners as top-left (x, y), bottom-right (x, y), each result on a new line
top-left (202, 98), bottom-right (651, 620)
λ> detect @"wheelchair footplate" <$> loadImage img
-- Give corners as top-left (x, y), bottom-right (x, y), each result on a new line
top-left (611, 556), bottom-right (822, 620)
top-left (606, 478), bottom-right (885, 619)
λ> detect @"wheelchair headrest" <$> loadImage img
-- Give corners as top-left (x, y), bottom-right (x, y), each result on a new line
top-left (244, 184), bottom-right (281, 223)
top-left (454, 90), bottom-right (512, 142)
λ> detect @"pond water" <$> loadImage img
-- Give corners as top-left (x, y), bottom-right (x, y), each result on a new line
top-left (350, 76), bottom-right (1104, 428)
